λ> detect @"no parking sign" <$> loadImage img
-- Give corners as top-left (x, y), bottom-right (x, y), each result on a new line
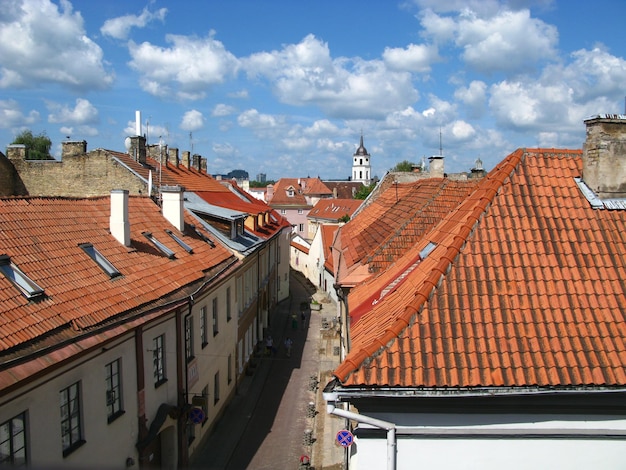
top-left (336, 429), bottom-right (354, 447)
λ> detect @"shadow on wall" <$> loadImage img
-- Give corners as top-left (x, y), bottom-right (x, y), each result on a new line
top-left (0, 152), bottom-right (28, 196)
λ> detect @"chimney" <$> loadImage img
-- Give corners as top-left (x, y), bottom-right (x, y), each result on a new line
top-left (129, 136), bottom-right (147, 164)
top-left (583, 114), bottom-right (626, 198)
top-left (266, 184), bottom-right (274, 202)
top-left (428, 156), bottom-right (444, 177)
top-left (200, 157), bottom-right (207, 174)
top-left (6, 144), bottom-right (26, 161)
top-left (192, 154), bottom-right (201, 171)
top-left (168, 147), bottom-right (179, 168)
top-left (182, 151), bottom-right (191, 169)
top-left (135, 110), bottom-right (142, 136)
top-left (161, 185), bottom-right (185, 232)
top-left (110, 189), bottom-right (131, 246)
top-left (62, 140), bottom-right (87, 158)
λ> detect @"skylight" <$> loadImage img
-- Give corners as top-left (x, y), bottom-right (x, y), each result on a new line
top-left (189, 224), bottom-right (216, 248)
top-left (142, 232), bottom-right (176, 259)
top-left (79, 243), bottom-right (121, 278)
top-left (0, 254), bottom-right (45, 300)
top-left (419, 242), bottom-right (437, 259)
top-left (165, 229), bottom-right (193, 253)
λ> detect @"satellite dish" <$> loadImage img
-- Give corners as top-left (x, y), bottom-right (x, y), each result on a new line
top-left (124, 137), bottom-right (131, 151)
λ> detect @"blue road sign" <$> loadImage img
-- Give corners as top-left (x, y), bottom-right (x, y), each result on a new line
top-left (336, 429), bottom-right (354, 447)
top-left (189, 407), bottom-right (205, 424)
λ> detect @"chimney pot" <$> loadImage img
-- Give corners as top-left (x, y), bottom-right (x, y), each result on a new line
top-left (110, 189), bottom-right (131, 246)
top-left (161, 186), bottom-right (185, 232)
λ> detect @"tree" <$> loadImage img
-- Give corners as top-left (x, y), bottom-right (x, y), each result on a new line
top-left (11, 130), bottom-right (52, 160)
top-left (355, 182), bottom-right (376, 200)
top-left (250, 180), bottom-right (276, 188)
top-left (392, 160), bottom-right (414, 172)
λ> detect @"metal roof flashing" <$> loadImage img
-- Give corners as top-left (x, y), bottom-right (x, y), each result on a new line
top-left (574, 177), bottom-right (626, 209)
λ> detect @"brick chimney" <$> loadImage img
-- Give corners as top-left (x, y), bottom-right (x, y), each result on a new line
top-left (428, 156), bottom-right (444, 177)
top-left (583, 114), bottom-right (626, 198)
top-left (168, 147), bottom-right (179, 168)
top-left (62, 140), bottom-right (87, 158)
top-left (129, 136), bottom-right (147, 165)
top-left (192, 154), bottom-right (201, 171)
top-left (110, 189), bottom-right (131, 246)
top-left (6, 144), bottom-right (26, 161)
top-left (266, 184), bottom-right (274, 202)
top-left (182, 151), bottom-right (191, 169)
top-left (161, 185), bottom-right (185, 232)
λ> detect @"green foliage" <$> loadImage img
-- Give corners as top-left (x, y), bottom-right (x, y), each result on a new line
top-left (339, 214), bottom-right (351, 223)
top-left (392, 160), bottom-right (414, 172)
top-left (354, 182), bottom-right (376, 200)
top-left (250, 180), bottom-right (276, 188)
top-left (12, 130), bottom-right (52, 160)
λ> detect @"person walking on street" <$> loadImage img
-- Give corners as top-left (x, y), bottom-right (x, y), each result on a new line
top-left (284, 337), bottom-right (293, 357)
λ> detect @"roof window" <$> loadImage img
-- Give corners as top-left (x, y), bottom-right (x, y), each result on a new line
top-left (142, 232), bottom-right (176, 259)
top-left (79, 243), bottom-right (121, 278)
top-left (419, 242), bottom-right (437, 259)
top-left (165, 229), bottom-right (193, 253)
top-left (0, 254), bottom-right (45, 300)
top-left (189, 224), bottom-right (216, 248)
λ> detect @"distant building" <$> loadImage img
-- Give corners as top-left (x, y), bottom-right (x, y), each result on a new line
top-left (256, 173), bottom-right (267, 183)
top-left (352, 134), bottom-right (372, 185)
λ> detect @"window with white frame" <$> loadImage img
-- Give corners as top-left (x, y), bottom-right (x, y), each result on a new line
top-left (212, 297), bottom-right (218, 336)
top-left (0, 412), bottom-right (27, 467)
top-left (60, 382), bottom-right (83, 456)
top-left (200, 306), bottom-right (208, 347)
top-left (105, 359), bottom-right (123, 422)
top-left (185, 315), bottom-right (194, 363)
top-left (153, 335), bottom-right (166, 386)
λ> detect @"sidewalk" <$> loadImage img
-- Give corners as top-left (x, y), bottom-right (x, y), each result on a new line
top-left (188, 270), bottom-right (344, 470)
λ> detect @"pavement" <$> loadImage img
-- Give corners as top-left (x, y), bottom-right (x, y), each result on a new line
top-left (188, 270), bottom-right (346, 470)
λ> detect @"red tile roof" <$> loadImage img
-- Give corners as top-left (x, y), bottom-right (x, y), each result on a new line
top-left (335, 148), bottom-right (626, 390)
top-left (269, 177), bottom-right (332, 206)
top-left (308, 199), bottom-right (362, 222)
top-left (334, 178), bottom-right (480, 287)
top-left (0, 196), bottom-right (236, 353)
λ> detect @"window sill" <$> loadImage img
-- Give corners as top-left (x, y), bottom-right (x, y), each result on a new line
top-left (62, 439), bottom-right (86, 457)
top-left (155, 378), bottom-right (168, 389)
top-left (107, 410), bottom-right (125, 424)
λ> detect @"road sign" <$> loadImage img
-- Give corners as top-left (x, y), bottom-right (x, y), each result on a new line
top-left (189, 407), bottom-right (205, 424)
top-left (336, 429), bottom-right (354, 447)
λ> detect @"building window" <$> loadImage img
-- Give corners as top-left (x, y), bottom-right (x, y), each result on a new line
top-left (153, 335), bottom-right (166, 386)
top-left (105, 359), bottom-right (123, 422)
top-left (212, 297), bottom-right (218, 336)
top-left (201, 385), bottom-right (209, 426)
top-left (214, 372), bottom-right (220, 404)
top-left (185, 315), bottom-right (194, 363)
top-left (226, 287), bottom-right (232, 322)
top-left (187, 419), bottom-right (196, 446)
top-left (0, 412), bottom-right (27, 467)
top-left (200, 307), bottom-right (208, 348)
top-left (298, 223), bottom-right (304, 232)
top-left (297, 209), bottom-right (303, 214)
top-left (79, 243), bottom-right (121, 278)
top-left (280, 209), bottom-right (286, 215)
top-left (228, 354), bottom-right (232, 384)
top-left (60, 382), bottom-right (84, 456)
top-left (0, 255), bottom-right (45, 300)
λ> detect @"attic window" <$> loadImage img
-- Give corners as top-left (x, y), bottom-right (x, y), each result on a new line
top-left (142, 232), bottom-right (176, 259)
top-left (189, 224), bottom-right (216, 248)
top-left (165, 229), bottom-right (193, 253)
top-left (419, 242), bottom-right (437, 259)
top-left (288, 189), bottom-right (294, 197)
top-left (79, 243), bottom-right (121, 278)
top-left (0, 254), bottom-right (45, 300)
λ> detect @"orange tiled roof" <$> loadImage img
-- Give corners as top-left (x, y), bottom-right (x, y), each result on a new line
top-left (321, 224), bottom-right (338, 273)
top-left (270, 177), bottom-right (332, 206)
top-left (335, 148), bottom-right (626, 389)
top-left (0, 196), bottom-right (235, 353)
top-left (308, 198), bottom-right (362, 222)
top-left (334, 178), bottom-right (480, 287)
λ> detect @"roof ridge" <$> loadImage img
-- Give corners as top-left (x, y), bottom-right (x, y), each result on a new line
top-left (334, 148), bottom-right (526, 383)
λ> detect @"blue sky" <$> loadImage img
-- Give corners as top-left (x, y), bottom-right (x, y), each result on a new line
top-left (1, 0), bottom-right (626, 180)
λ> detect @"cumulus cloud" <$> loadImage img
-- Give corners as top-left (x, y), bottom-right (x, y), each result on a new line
top-left (243, 34), bottom-right (418, 119)
top-left (454, 80), bottom-right (487, 117)
top-left (100, 6), bottom-right (167, 40)
top-left (212, 104), bottom-right (236, 117)
top-left (383, 43), bottom-right (440, 73)
top-left (0, 0), bottom-right (114, 90)
top-left (128, 32), bottom-right (240, 100)
top-left (180, 109), bottom-right (205, 131)
top-left (0, 99), bottom-right (40, 128)
top-left (47, 98), bottom-right (99, 125)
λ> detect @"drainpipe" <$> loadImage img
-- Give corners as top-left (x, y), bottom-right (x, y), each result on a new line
top-left (324, 394), bottom-right (396, 470)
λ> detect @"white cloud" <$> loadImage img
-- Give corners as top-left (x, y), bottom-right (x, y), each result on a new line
top-left (180, 110), bottom-right (205, 131)
top-left (454, 80), bottom-right (487, 117)
top-left (0, 99), bottom-right (40, 128)
top-left (382, 43), bottom-right (440, 73)
top-left (212, 104), bottom-right (236, 117)
top-left (212, 142), bottom-right (237, 157)
top-left (237, 109), bottom-right (283, 130)
top-left (243, 34), bottom-right (418, 119)
top-left (0, 0), bottom-right (113, 90)
top-left (100, 6), bottom-right (167, 40)
top-left (47, 98), bottom-right (99, 125)
top-left (128, 33), bottom-right (240, 100)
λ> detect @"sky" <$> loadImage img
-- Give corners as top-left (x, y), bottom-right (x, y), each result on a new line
top-left (1, 0), bottom-right (626, 181)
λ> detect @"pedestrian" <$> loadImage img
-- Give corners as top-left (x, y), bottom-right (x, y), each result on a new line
top-left (284, 337), bottom-right (293, 357)
top-left (265, 336), bottom-right (273, 356)
top-left (292, 313), bottom-right (298, 330)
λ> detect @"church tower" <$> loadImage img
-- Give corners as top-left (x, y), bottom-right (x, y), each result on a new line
top-left (352, 134), bottom-right (372, 185)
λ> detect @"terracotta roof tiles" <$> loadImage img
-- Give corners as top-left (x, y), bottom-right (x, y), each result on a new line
top-left (334, 148), bottom-right (626, 390)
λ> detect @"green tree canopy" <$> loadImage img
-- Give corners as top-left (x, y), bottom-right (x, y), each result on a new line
top-left (354, 182), bottom-right (376, 200)
top-left (250, 180), bottom-right (276, 188)
top-left (11, 130), bottom-right (52, 160)
top-left (392, 160), bottom-right (414, 172)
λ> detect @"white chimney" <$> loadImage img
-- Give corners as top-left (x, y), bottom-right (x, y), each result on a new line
top-left (161, 186), bottom-right (185, 232)
top-left (110, 189), bottom-right (131, 246)
top-left (135, 110), bottom-right (141, 136)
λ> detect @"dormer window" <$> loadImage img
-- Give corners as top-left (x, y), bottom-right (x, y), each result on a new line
top-left (288, 189), bottom-right (294, 197)
top-left (165, 229), bottom-right (193, 253)
top-left (79, 243), bottom-right (121, 278)
top-left (0, 254), bottom-right (45, 300)
top-left (142, 232), bottom-right (176, 259)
